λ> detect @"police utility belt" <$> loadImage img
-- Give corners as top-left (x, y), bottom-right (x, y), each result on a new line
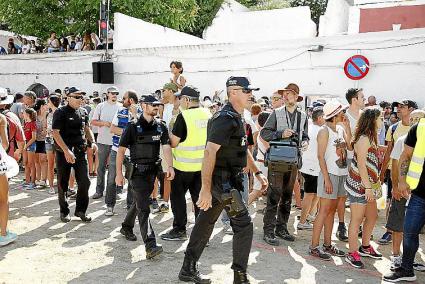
top-left (127, 160), bottom-right (161, 178)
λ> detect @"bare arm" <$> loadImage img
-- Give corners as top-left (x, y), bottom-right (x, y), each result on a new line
top-left (169, 133), bottom-right (181, 148)
top-left (317, 128), bottom-right (329, 179)
top-left (110, 124), bottom-right (123, 136)
top-left (399, 145), bottom-right (414, 182)
top-left (25, 130), bottom-right (37, 148)
top-left (354, 136), bottom-right (372, 189)
top-left (0, 115), bottom-right (8, 150)
top-left (84, 125), bottom-right (95, 143)
top-left (52, 129), bottom-right (69, 152)
top-left (116, 146), bottom-right (126, 177)
top-left (161, 144), bottom-right (173, 168)
top-left (381, 140), bottom-right (394, 176)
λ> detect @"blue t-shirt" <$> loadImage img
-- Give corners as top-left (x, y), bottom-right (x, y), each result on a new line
top-left (111, 106), bottom-right (142, 152)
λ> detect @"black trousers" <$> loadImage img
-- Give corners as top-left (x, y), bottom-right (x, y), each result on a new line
top-left (263, 167), bottom-right (298, 234)
top-left (184, 171), bottom-right (253, 271)
top-left (122, 170), bottom-right (157, 250)
top-left (171, 169), bottom-right (201, 232)
top-left (56, 150), bottom-right (90, 215)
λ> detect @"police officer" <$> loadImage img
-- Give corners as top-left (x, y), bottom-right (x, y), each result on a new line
top-left (178, 77), bottom-right (268, 284)
top-left (52, 87), bottom-right (97, 223)
top-left (260, 83), bottom-right (309, 245)
top-left (161, 86), bottom-right (211, 241)
top-left (115, 95), bottom-right (174, 259)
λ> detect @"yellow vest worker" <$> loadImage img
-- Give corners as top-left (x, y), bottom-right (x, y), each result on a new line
top-left (406, 118), bottom-right (425, 190)
top-left (173, 107), bottom-right (211, 172)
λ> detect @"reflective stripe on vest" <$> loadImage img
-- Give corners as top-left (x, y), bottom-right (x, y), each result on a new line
top-left (406, 118), bottom-right (425, 190)
top-left (173, 107), bottom-right (211, 172)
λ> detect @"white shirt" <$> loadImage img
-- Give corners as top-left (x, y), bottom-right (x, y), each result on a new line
top-left (244, 109), bottom-right (258, 134)
top-left (91, 101), bottom-right (121, 145)
top-left (390, 134), bottom-right (407, 161)
top-left (323, 125), bottom-right (349, 176)
top-left (300, 123), bottom-right (321, 176)
top-left (162, 103), bottom-right (174, 128)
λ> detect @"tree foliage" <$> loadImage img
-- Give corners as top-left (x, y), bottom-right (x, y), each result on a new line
top-left (0, 0), bottom-right (223, 39)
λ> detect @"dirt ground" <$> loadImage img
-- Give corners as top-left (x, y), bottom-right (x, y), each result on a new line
top-left (1, 174), bottom-right (424, 284)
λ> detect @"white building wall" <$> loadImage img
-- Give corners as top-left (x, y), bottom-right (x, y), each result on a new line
top-left (203, 6), bottom-right (317, 43)
top-left (319, 0), bottom-right (350, 36)
top-left (1, 28), bottom-right (425, 107)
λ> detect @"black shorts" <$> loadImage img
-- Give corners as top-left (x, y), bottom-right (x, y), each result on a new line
top-left (386, 198), bottom-right (407, 232)
top-left (35, 141), bottom-right (46, 154)
top-left (385, 169), bottom-right (393, 199)
top-left (301, 173), bottom-right (317, 194)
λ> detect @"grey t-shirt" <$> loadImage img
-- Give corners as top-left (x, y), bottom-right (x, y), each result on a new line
top-left (10, 102), bottom-right (24, 119)
top-left (91, 101), bottom-right (121, 145)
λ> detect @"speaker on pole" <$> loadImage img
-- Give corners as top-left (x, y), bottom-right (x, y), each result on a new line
top-left (92, 61), bottom-right (114, 84)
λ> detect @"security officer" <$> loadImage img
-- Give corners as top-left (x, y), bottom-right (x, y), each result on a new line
top-left (52, 87), bottom-right (97, 223)
top-left (161, 86), bottom-right (211, 241)
top-left (260, 83), bottom-right (309, 245)
top-left (178, 77), bottom-right (268, 284)
top-left (115, 95), bottom-right (175, 260)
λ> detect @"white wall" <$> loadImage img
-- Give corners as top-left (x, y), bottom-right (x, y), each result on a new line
top-left (114, 13), bottom-right (205, 50)
top-left (1, 28), bottom-right (425, 107)
top-left (203, 6), bottom-right (317, 43)
top-left (319, 0), bottom-right (350, 37)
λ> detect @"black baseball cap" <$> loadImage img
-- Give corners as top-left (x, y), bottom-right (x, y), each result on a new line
top-left (392, 100), bottom-right (418, 109)
top-left (226, 76), bottom-right (260, 91)
top-left (176, 86), bottom-right (200, 98)
top-left (140, 95), bottom-right (162, 105)
top-left (67, 87), bottom-right (82, 95)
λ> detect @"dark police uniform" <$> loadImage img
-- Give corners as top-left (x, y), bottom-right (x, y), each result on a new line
top-left (183, 102), bottom-right (253, 272)
top-left (119, 114), bottom-right (169, 254)
top-left (52, 104), bottom-right (91, 218)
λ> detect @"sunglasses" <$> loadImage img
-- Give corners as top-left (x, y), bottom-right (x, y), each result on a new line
top-left (233, 88), bottom-right (252, 94)
top-left (68, 95), bottom-right (84, 100)
top-left (272, 97), bottom-right (282, 102)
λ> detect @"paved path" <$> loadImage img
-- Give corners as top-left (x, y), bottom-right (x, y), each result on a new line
top-left (1, 174), bottom-right (424, 283)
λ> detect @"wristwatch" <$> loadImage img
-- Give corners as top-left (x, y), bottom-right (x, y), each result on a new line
top-left (255, 171), bottom-right (263, 176)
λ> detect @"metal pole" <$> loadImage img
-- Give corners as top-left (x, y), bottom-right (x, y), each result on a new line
top-left (105, 0), bottom-right (110, 58)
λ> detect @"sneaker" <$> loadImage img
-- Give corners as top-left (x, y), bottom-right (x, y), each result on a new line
top-left (263, 233), bottom-right (279, 246)
top-left (0, 231), bottom-right (18, 247)
top-left (20, 182), bottom-right (30, 190)
top-left (323, 244), bottom-right (345, 257)
top-left (297, 221), bottom-right (313, 230)
top-left (275, 228), bottom-right (295, 242)
top-left (151, 198), bottom-right (159, 213)
top-left (336, 223), bottom-right (348, 242)
top-left (390, 255), bottom-right (402, 271)
top-left (358, 245), bottom-right (382, 259)
top-left (307, 214), bottom-right (316, 223)
top-left (159, 203), bottom-right (169, 213)
top-left (92, 192), bottom-right (103, 199)
top-left (309, 246), bottom-right (331, 261)
top-left (146, 245), bottom-right (163, 259)
top-left (26, 183), bottom-right (35, 190)
top-left (383, 267), bottom-right (416, 282)
top-left (413, 262), bottom-right (425, 272)
top-left (160, 229), bottom-right (188, 241)
top-left (48, 187), bottom-right (56, 195)
top-left (345, 251), bottom-right (364, 269)
top-left (378, 231), bottom-right (392, 245)
top-left (36, 180), bottom-right (47, 189)
top-left (105, 207), bottom-right (114, 216)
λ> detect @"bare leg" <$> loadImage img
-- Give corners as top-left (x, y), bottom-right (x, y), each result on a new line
top-left (300, 193), bottom-right (315, 223)
top-left (323, 200), bottom-right (338, 246)
top-left (361, 201), bottom-right (378, 247)
top-left (392, 231), bottom-right (403, 256)
top-left (47, 151), bottom-right (55, 187)
top-left (0, 175), bottom-right (9, 236)
top-left (311, 198), bottom-right (334, 248)
top-left (40, 153), bottom-right (48, 182)
top-left (337, 196), bottom-right (347, 223)
top-left (348, 203), bottom-right (366, 252)
top-left (293, 178), bottom-right (302, 208)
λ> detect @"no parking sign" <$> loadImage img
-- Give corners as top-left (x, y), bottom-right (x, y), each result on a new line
top-left (344, 55), bottom-right (370, 80)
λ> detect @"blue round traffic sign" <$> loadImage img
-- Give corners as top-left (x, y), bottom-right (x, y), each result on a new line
top-left (344, 55), bottom-right (370, 80)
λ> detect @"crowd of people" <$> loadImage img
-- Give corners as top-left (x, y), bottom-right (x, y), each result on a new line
top-left (0, 30), bottom-right (113, 55)
top-left (0, 59), bottom-right (424, 283)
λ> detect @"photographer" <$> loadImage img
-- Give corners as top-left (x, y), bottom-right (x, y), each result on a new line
top-left (260, 83), bottom-right (309, 245)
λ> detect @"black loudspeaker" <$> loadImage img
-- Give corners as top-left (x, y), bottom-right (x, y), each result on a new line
top-left (92, 61), bottom-right (114, 84)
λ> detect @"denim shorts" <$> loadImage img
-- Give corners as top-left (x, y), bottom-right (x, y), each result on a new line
top-left (347, 192), bottom-right (367, 205)
top-left (26, 143), bottom-right (36, 152)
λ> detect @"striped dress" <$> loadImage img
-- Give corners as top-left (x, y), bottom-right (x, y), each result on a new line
top-left (345, 141), bottom-right (380, 197)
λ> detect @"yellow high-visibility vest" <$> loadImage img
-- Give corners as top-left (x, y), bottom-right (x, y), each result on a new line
top-left (406, 118), bottom-right (425, 190)
top-left (173, 107), bottom-right (211, 172)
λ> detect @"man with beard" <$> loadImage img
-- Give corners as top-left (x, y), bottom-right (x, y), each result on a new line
top-left (116, 95), bottom-right (174, 259)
